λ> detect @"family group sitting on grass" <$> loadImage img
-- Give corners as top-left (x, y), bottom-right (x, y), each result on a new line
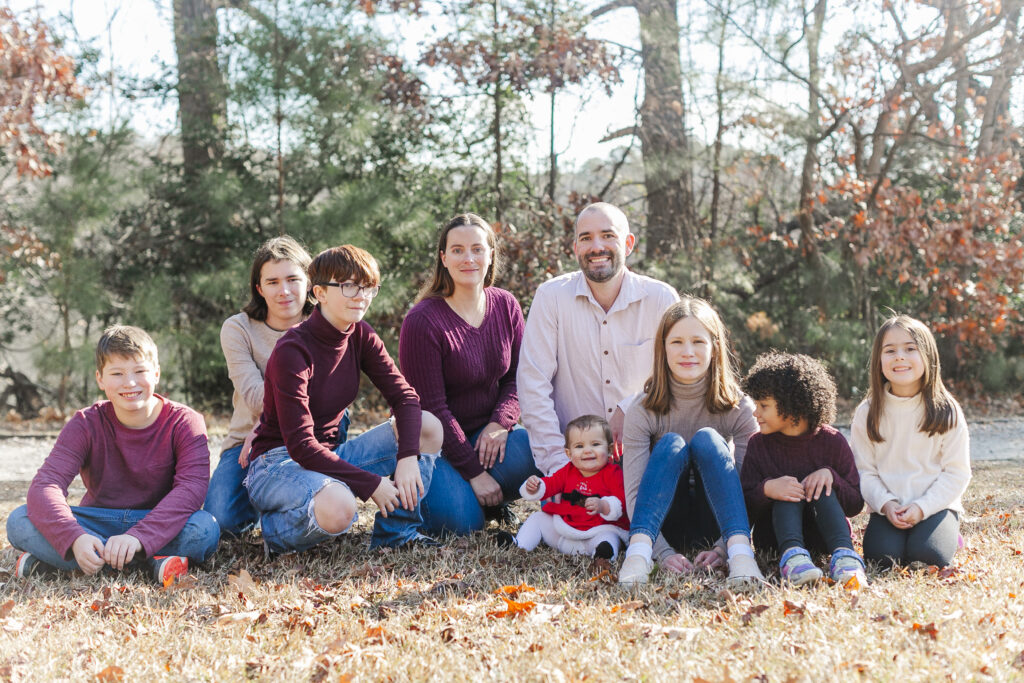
top-left (5, 202), bottom-right (972, 591)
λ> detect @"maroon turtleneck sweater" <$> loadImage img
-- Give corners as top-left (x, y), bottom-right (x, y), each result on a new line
top-left (251, 306), bottom-right (422, 500)
top-left (740, 424), bottom-right (864, 520)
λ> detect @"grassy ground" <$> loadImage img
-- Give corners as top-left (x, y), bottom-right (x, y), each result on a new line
top-left (0, 461), bottom-right (1022, 682)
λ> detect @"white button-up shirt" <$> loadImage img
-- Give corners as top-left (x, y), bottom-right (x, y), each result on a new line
top-left (518, 269), bottom-right (679, 474)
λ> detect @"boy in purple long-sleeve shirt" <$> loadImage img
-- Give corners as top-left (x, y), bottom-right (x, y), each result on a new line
top-left (6, 326), bottom-right (219, 584)
top-left (741, 352), bottom-right (867, 588)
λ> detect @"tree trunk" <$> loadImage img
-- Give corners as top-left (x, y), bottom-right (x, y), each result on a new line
top-left (635, 0), bottom-right (695, 258)
top-left (173, 0), bottom-right (227, 176)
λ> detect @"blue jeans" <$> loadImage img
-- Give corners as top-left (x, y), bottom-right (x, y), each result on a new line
top-left (420, 426), bottom-right (538, 536)
top-left (244, 421), bottom-right (437, 552)
top-left (629, 429), bottom-right (750, 549)
top-left (204, 412), bottom-right (349, 535)
top-left (5, 505), bottom-right (220, 571)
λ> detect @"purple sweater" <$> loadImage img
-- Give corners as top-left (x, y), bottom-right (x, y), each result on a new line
top-left (398, 288), bottom-right (523, 480)
top-left (741, 425), bottom-right (864, 520)
top-left (26, 397), bottom-right (210, 558)
top-left (251, 306), bottom-right (422, 500)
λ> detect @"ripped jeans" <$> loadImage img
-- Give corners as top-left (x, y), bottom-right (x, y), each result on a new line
top-left (244, 421), bottom-right (436, 552)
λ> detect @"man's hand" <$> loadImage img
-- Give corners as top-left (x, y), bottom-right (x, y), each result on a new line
top-left (801, 468), bottom-right (834, 501)
top-left (370, 477), bottom-right (400, 517)
top-left (895, 503), bottom-right (924, 527)
top-left (763, 476), bottom-right (805, 502)
top-left (470, 471), bottom-right (503, 507)
top-left (662, 553), bottom-right (694, 574)
top-left (609, 406), bottom-right (625, 458)
top-left (393, 457), bottom-right (424, 511)
top-left (523, 475), bottom-right (542, 495)
top-left (475, 422), bottom-right (509, 469)
top-left (103, 533), bottom-right (142, 570)
top-left (72, 534), bottom-right (106, 575)
top-left (881, 500), bottom-right (912, 529)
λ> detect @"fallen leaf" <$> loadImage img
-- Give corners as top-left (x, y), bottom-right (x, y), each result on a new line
top-left (364, 626), bottom-right (393, 644)
top-left (0, 600), bottom-right (14, 619)
top-left (527, 643), bottom-right (543, 653)
top-left (782, 600), bottom-right (805, 617)
top-left (742, 604), bottom-right (770, 624)
top-left (912, 622), bottom-right (939, 640)
top-left (843, 574), bottom-right (863, 591)
top-left (228, 569), bottom-right (258, 596)
top-left (610, 600), bottom-right (646, 613)
top-left (487, 597), bottom-right (536, 618)
top-left (1012, 650), bottom-right (1024, 669)
top-left (494, 583), bottom-right (536, 598)
top-left (214, 611), bottom-right (263, 626)
top-left (96, 665), bottom-right (124, 682)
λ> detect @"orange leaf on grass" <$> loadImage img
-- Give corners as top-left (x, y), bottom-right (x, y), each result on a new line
top-left (610, 600), bottom-right (645, 613)
top-left (364, 626), bottom-right (393, 644)
top-left (487, 597), bottom-right (536, 618)
top-left (912, 622), bottom-right (939, 640)
top-left (0, 600), bottom-right (14, 618)
top-left (494, 583), bottom-right (536, 597)
top-left (228, 569), bottom-right (258, 595)
top-left (782, 600), bottom-right (805, 616)
top-left (96, 665), bottom-right (124, 682)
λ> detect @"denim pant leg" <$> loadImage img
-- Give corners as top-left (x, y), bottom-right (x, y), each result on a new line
top-left (629, 433), bottom-right (692, 543)
top-left (421, 425), bottom-right (538, 537)
top-left (204, 444), bottom-right (258, 536)
top-left (687, 428), bottom-right (751, 541)
top-left (152, 510), bottom-right (221, 562)
top-left (335, 421), bottom-right (437, 548)
top-left (244, 448), bottom-right (352, 554)
top-left (6, 505), bottom-right (84, 571)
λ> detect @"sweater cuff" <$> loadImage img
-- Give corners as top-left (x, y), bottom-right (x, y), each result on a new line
top-left (519, 479), bottom-right (546, 501)
top-left (599, 496), bottom-right (623, 521)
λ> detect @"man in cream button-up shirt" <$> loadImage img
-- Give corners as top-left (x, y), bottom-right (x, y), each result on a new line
top-left (517, 203), bottom-right (679, 475)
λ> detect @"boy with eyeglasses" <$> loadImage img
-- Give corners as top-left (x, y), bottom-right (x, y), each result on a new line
top-left (243, 245), bottom-right (443, 553)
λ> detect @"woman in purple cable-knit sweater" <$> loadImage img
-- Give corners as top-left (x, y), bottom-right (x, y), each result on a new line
top-left (399, 213), bottom-right (538, 535)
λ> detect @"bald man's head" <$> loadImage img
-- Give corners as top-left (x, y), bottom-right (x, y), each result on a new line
top-left (573, 202), bottom-right (635, 283)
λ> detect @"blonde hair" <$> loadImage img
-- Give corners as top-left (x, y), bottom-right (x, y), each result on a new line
top-left (642, 297), bottom-right (742, 415)
top-left (865, 315), bottom-right (957, 442)
top-left (95, 325), bottom-right (159, 372)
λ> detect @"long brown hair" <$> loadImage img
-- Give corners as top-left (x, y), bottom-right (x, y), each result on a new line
top-left (242, 236), bottom-right (315, 321)
top-left (416, 213), bottom-right (500, 301)
top-left (641, 297), bottom-right (742, 415)
top-left (865, 315), bottom-right (957, 442)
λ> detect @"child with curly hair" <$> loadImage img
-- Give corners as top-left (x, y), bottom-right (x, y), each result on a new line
top-left (740, 352), bottom-right (867, 587)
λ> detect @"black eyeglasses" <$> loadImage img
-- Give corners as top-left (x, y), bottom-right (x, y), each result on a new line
top-left (318, 282), bottom-right (380, 299)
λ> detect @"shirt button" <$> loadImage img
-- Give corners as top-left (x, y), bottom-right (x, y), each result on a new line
top-left (603, 350), bottom-right (609, 355)
top-left (605, 380), bottom-right (610, 384)
top-left (607, 408), bottom-right (613, 413)
top-left (603, 320), bottom-right (607, 325)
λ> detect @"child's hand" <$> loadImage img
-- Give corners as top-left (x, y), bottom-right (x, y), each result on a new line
top-left (393, 457), bottom-right (424, 511)
top-left (584, 497), bottom-right (611, 516)
top-left (694, 546), bottom-right (726, 570)
top-left (524, 476), bottom-right (541, 495)
top-left (662, 553), bottom-right (694, 574)
top-left (72, 534), bottom-right (105, 575)
top-left (895, 503), bottom-right (924, 527)
top-left (764, 476), bottom-right (805, 502)
top-left (103, 534), bottom-right (142, 570)
top-left (801, 468), bottom-right (834, 501)
top-left (370, 477), bottom-right (400, 517)
top-left (881, 501), bottom-right (912, 529)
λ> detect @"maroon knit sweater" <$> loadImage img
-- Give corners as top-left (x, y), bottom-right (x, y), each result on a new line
top-left (251, 306), bottom-right (422, 500)
top-left (741, 425), bottom-right (864, 519)
top-left (398, 287), bottom-right (523, 480)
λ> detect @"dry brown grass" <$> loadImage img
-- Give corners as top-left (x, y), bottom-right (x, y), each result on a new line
top-left (0, 461), bottom-right (1022, 682)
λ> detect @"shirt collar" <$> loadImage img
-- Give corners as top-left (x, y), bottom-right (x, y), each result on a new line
top-left (573, 268), bottom-right (643, 313)
top-left (306, 305), bottom-right (355, 346)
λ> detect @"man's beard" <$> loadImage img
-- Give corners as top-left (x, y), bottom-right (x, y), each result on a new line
top-left (578, 249), bottom-right (623, 283)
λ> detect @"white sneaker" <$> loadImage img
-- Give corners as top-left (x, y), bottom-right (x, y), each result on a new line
top-left (726, 552), bottom-right (765, 589)
top-left (618, 553), bottom-right (653, 586)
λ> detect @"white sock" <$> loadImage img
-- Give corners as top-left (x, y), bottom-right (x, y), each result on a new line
top-left (727, 543), bottom-right (755, 560)
top-left (624, 541), bottom-right (653, 563)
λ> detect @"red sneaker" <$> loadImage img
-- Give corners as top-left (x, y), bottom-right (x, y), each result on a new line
top-left (152, 555), bottom-right (188, 586)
